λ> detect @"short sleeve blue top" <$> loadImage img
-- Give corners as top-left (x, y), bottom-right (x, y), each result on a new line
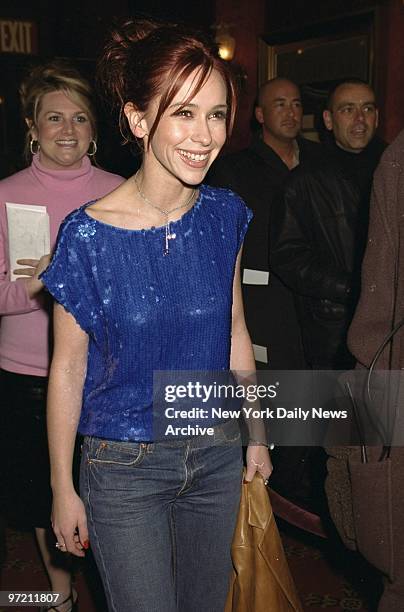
top-left (42, 185), bottom-right (252, 441)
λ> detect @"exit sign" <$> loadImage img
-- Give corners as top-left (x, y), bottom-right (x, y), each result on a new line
top-left (0, 19), bottom-right (37, 54)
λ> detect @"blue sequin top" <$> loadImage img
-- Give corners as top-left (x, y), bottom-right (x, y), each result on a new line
top-left (41, 185), bottom-right (252, 441)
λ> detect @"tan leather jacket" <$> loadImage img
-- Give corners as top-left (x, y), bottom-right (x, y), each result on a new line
top-left (225, 473), bottom-right (303, 612)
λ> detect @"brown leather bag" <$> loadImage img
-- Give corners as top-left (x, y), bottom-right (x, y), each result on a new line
top-left (326, 322), bottom-right (404, 579)
top-left (225, 472), bottom-right (303, 612)
top-left (348, 447), bottom-right (394, 577)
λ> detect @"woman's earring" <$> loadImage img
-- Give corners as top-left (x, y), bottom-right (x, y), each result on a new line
top-left (87, 139), bottom-right (97, 157)
top-left (30, 139), bottom-right (40, 155)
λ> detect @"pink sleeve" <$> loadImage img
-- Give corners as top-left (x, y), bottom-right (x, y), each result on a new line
top-left (0, 208), bottom-right (42, 315)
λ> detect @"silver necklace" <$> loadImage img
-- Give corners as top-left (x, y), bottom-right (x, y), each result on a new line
top-left (134, 174), bottom-right (196, 256)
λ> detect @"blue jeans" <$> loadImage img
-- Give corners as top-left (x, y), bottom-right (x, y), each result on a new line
top-left (80, 421), bottom-right (242, 612)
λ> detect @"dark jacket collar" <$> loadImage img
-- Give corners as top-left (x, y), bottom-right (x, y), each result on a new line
top-left (249, 133), bottom-right (320, 171)
top-left (249, 134), bottom-right (291, 174)
top-left (325, 136), bottom-right (386, 190)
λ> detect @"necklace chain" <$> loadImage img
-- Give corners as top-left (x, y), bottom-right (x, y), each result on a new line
top-left (134, 173), bottom-right (196, 256)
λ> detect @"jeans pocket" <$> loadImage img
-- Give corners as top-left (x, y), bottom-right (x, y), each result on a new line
top-left (88, 439), bottom-right (146, 467)
top-left (218, 420), bottom-right (241, 444)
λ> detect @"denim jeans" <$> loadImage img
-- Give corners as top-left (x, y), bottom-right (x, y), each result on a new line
top-left (80, 421), bottom-right (243, 612)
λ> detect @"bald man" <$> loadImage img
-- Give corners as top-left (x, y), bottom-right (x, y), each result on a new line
top-left (208, 77), bottom-right (320, 371)
top-left (207, 79), bottom-right (324, 520)
top-left (256, 77), bottom-right (304, 169)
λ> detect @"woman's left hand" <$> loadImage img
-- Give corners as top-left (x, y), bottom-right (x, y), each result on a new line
top-left (14, 254), bottom-right (51, 298)
top-left (245, 444), bottom-right (273, 484)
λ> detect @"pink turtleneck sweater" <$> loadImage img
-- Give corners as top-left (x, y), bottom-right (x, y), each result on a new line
top-left (0, 154), bottom-right (123, 376)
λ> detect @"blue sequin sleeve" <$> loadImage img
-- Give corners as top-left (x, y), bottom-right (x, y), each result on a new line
top-left (233, 191), bottom-right (253, 253)
top-left (40, 211), bottom-right (94, 334)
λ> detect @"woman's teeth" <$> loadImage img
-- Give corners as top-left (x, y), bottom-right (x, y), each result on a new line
top-left (178, 150), bottom-right (209, 161)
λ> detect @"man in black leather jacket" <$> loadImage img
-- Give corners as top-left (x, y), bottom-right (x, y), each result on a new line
top-left (270, 79), bottom-right (386, 369)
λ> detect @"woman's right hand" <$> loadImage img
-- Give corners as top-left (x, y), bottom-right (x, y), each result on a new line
top-left (14, 254), bottom-right (51, 298)
top-left (51, 490), bottom-right (89, 558)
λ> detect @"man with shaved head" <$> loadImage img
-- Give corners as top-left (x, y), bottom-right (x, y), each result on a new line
top-left (271, 79), bottom-right (385, 369)
top-left (255, 77), bottom-right (305, 168)
top-left (208, 78), bottom-right (322, 520)
top-left (208, 77), bottom-right (320, 371)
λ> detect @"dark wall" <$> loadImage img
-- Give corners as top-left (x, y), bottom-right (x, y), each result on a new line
top-left (375, 0), bottom-right (404, 141)
top-left (127, 0), bottom-right (215, 27)
top-left (267, 0), bottom-right (378, 33)
top-left (215, 0), bottom-right (267, 153)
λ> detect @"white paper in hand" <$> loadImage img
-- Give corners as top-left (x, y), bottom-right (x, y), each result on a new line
top-left (6, 203), bottom-right (50, 281)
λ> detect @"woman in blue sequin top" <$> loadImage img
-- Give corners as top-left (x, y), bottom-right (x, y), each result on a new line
top-left (42, 18), bottom-right (272, 612)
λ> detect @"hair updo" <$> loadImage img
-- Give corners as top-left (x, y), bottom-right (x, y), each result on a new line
top-left (20, 61), bottom-right (96, 157)
top-left (97, 19), bottom-right (237, 146)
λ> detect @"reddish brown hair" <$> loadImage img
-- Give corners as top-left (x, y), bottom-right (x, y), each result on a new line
top-left (97, 19), bottom-right (237, 147)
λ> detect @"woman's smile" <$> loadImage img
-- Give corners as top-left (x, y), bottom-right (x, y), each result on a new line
top-left (177, 148), bottom-right (212, 168)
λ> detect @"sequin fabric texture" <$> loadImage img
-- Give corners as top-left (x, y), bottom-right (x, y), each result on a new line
top-left (41, 185), bottom-right (252, 441)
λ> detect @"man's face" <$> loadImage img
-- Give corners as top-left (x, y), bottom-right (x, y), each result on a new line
top-left (255, 80), bottom-right (303, 144)
top-left (323, 83), bottom-right (378, 153)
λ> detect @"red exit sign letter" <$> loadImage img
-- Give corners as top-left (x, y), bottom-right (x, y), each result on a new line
top-left (0, 20), bottom-right (37, 54)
